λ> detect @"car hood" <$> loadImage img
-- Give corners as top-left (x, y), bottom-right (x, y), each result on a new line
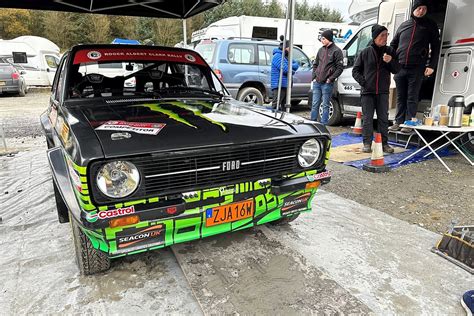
top-left (80, 98), bottom-right (327, 158)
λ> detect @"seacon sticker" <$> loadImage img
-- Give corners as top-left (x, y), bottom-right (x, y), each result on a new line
top-left (95, 121), bottom-right (165, 135)
top-left (281, 192), bottom-right (311, 216)
top-left (116, 224), bottom-right (165, 249)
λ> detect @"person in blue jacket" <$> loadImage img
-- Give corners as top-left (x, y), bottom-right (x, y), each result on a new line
top-left (271, 40), bottom-right (299, 110)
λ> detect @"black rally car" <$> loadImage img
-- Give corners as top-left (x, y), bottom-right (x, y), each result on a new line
top-left (41, 44), bottom-right (332, 275)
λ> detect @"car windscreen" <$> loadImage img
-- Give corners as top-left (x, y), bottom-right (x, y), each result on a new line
top-left (194, 42), bottom-right (216, 64)
top-left (68, 47), bottom-right (220, 99)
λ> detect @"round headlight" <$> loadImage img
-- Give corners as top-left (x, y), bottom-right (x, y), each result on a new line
top-left (96, 161), bottom-right (140, 198)
top-left (298, 138), bottom-right (321, 168)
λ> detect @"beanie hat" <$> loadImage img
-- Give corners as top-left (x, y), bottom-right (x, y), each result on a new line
top-left (413, 0), bottom-right (429, 11)
top-left (279, 39), bottom-right (290, 50)
top-left (321, 30), bottom-right (334, 42)
top-left (371, 24), bottom-right (388, 40)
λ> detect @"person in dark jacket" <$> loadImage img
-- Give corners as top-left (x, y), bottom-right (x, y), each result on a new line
top-left (389, 0), bottom-right (440, 132)
top-left (311, 30), bottom-right (343, 124)
top-left (352, 24), bottom-right (401, 153)
top-left (271, 40), bottom-right (299, 110)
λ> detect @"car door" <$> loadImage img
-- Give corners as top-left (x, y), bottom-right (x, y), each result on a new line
top-left (337, 23), bottom-right (373, 110)
top-left (291, 47), bottom-right (312, 98)
top-left (258, 44), bottom-right (274, 93)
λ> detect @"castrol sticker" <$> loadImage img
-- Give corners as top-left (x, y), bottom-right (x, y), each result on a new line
top-left (98, 206), bottom-right (135, 219)
top-left (95, 121), bottom-right (165, 135)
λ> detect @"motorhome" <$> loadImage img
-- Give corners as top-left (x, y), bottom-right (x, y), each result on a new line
top-left (0, 36), bottom-right (60, 86)
top-left (325, 0), bottom-right (473, 125)
top-left (191, 15), bottom-right (353, 57)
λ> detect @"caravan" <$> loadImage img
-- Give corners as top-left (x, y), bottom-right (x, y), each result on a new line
top-left (325, 0), bottom-right (473, 125)
top-left (0, 36), bottom-right (61, 86)
top-left (191, 16), bottom-right (353, 57)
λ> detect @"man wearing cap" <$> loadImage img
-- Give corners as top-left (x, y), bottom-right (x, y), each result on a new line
top-left (389, 0), bottom-right (440, 133)
top-left (352, 25), bottom-right (401, 153)
top-left (311, 30), bottom-right (343, 124)
top-left (271, 40), bottom-right (299, 110)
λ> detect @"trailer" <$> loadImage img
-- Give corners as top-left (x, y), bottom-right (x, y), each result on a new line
top-left (191, 15), bottom-right (354, 58)
top-left (0, 36), bottom-right (60, 86)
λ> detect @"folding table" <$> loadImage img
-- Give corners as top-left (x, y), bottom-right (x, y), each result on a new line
top-left (398, 124), bottom-right (474, 172)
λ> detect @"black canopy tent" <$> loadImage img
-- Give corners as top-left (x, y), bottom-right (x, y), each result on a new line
top-left (0, 0), bottom-right (224, 19)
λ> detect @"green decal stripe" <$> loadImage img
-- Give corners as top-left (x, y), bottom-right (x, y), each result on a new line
top-left (168, 101), bottom-right (227, 131)
top-left (140, 103), bottom-right (196, 128)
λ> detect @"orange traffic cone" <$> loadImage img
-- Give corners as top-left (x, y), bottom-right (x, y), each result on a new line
top-left (351, 112), bottom-right (363, 136)
top-left (363, 133), bottom-right (390, 173)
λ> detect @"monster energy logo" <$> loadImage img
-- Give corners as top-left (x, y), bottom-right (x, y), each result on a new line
top-left (139, 101), bottom-right (227, 131)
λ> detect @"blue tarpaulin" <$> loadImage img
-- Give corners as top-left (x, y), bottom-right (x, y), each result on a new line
top-left (331, 132), bottom-right (455, 170)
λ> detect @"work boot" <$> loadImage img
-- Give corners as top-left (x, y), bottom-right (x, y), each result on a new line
top-left (383, 144), bottom-right (394, 153)
top-left (362, 143), bottom-right (372, 153)
top-left (388, 123), bottom-right (400, 131)
top-left (400, 127), bottom-right (413, 133)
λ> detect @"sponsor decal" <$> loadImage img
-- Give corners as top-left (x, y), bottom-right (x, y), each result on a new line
top-left (98, 205), bottom-right (135, 219)
top-left (117, 224), bottom-right (165, 249)
top-left (281, 192), bottom-right (311, 216)
top-left (222, 160), bottom-right (240, 171)
top-left (451, 70), bottom-right (460, 79)
top-left (60, 122), bottom-right (69, 144)
top-left (49, 107), bottom-right (57, 127)
top-left (87, 51), bottom-right (102, 60)
top-left (95, 121), bottom-right (166, 135)
top-left (73, 48), bottom-right (205, 66)
top-left (86, 211), bottom-right (98, 223)
top-left (219, 186), bottom-right (235, 195)
top-left (184, 54), bottom-right (196, 62)
top-left (307, 170), bottom-right (332, 182)
top-left (67, 160), bottom-right (82, 192)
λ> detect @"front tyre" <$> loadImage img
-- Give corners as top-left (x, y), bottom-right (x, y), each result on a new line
top-left (237, 87), bottom-right (264, 105)
top-left (71, 214), bottom-right (111, 275)
top-left (268, 213), bottom-right (300, 226)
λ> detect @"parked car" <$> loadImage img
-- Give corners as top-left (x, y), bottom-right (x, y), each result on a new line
top-left (195, 38), bottom-right (313, 106)
top-left (0, 63), bottom-right (27, 96)
top-left (41, 44), bottom-right (332, 275)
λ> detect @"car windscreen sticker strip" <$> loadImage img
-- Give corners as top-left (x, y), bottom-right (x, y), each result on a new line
top-left (73, 48), bottom-right (206, 66)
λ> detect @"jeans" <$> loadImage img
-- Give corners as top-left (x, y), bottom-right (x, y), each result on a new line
top-left (394, 65), bottom-right (425, 124)
top-left (271, 88), bottom-right (287, 110)
top-left (361, 94), bottom-right (389, 145)
top-left (311, 82), bottom-right (333, 124)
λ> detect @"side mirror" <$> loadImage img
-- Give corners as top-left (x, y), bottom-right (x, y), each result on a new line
top-left (20, 70), bottom-right (26, 75)
top-left (46, 68), bottom-right (50, 73)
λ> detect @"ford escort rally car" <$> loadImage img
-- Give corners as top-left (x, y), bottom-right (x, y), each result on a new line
top-left (40, 44), bottom-right (332, 275)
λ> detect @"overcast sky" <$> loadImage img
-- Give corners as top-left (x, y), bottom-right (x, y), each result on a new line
top-left (278, 0), bottom-right (353, 20)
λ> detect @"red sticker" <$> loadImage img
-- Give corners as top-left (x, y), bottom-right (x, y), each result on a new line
top-left (73, 48), bottom-right (205, 66)
top-left (95, 121), bottom-right (166, 135)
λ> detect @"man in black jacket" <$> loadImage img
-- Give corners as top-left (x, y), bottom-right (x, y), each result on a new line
top-left (389, 0), bottom-right (440, 132)
top-left (311, 30), bottom-right (343, 125)
top-left (352, 25), bottom-right (401, 153)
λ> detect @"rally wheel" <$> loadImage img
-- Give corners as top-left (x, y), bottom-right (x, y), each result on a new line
top-left (71, 214), bottom-right (111, 275)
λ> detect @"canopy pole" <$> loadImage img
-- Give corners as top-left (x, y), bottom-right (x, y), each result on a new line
top-left (285, 0), bottom-right (296, 113)
top-left (182, 19), bottom-right (187, 46)
top-left (276, 0), bottom-right (291, 112)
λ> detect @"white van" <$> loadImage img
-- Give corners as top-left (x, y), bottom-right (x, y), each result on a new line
top-left (325, 0), bottom-right (473, 125)
top-left (0, 36), bottom-right (60, 86)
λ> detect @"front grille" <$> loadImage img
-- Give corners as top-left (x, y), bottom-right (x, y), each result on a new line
top-left (90, 137), bottom-right (325, 204)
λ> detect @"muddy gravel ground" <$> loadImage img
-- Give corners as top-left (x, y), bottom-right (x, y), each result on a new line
top-left (1, 91), bottom-right (472, 234)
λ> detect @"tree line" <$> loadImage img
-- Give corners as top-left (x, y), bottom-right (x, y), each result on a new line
top-left (0, 0), bottom-right (343, 50)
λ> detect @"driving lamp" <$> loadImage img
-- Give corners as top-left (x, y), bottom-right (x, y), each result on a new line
top-left (96, 161), bottom-right (140, 198)
top-left (297, 138), bottom-right (321, 168)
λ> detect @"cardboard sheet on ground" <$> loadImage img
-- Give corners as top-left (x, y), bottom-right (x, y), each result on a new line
top-left (330, 143), bottom-right (407, 162)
